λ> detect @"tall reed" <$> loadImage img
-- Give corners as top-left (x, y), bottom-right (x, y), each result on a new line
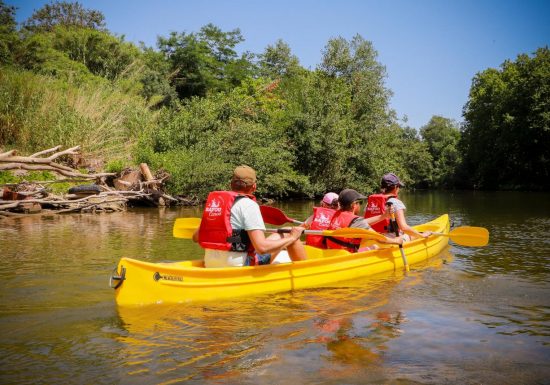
top-left (0, 67), bottom-right (157, 163)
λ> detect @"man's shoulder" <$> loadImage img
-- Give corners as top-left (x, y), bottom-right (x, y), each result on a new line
top-left (233, 195), bottom-right (258, 208)
top-left (230, 195), bottom-right (265, 230)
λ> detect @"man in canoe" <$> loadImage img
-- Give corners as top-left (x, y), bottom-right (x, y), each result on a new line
top-left (192, 165), bottom-right (306, 267)
top-left (324, 189), bottom-right (403, 252)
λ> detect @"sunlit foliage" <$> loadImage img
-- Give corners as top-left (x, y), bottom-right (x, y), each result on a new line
top-left (3, 1), bottom-right (546, 197)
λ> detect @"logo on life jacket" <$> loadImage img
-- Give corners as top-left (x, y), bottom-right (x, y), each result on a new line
top-left (205, 197), bottom-right (223, 218)
top-left (366, 200), bottom-right (382, 215)
top-left (306, 207), bottom-right (337, 249)
top-left (313, 212), bottom-right (332, 227)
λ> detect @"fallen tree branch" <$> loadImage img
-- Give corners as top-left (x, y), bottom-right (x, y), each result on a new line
top-left (1, 145), bottom-right (80, 164)
top-left (0, 202), bottom-right (19, 210)
top-left (1, 147), bottom-right (181, 215)
top-left (0, 150), bottom-right (16, 159)
top-left (0, 146), bottom-right (115, 179)
top-left (1, 178), bottom-right (93, 186)
top-left (30, 145), bottom-right (62, 158)
top-left (0, 163), bottom-right (114, 178)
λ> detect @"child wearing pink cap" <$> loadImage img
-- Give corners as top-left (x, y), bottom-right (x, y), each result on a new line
top-left (303, 192), bottom-right (339, 228)
top-left (320, 192), bottom-right (339, 209)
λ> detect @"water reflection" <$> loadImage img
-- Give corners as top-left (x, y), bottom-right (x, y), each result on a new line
top-left (1, 191), bottom-right (550, 384)
top-left (115, 275), bottom-right (407, 384)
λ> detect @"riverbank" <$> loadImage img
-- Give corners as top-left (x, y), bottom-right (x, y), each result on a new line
top-left (0, 146), bottom-right (193, 218)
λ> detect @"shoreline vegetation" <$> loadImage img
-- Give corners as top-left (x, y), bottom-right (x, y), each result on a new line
top-left (1, 1), bottom-right (548, 211)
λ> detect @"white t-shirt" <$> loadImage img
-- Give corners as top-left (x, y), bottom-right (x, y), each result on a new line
top-left (230, 197), bottom-right (266, 231)
top-left (386, 197), bottom-right (406, 212)
top-left (204, 197), bottom-right (266, 268)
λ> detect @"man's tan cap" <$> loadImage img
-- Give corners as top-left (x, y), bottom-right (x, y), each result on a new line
top-left (232, 165), bottom-right (256, 185)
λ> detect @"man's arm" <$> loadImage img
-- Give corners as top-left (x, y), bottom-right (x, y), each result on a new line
top-left (395, 209), bottom-right (430, 239)
top-left (247, 227), bottom-right (304, 255)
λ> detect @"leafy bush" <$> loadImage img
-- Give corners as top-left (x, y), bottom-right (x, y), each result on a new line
top-left (105, 159), bottom-right (126, 173)
top-left (137, 80), bottom-right (310, 198)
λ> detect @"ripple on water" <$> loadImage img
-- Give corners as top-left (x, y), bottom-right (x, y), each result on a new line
top-left (1, 197), bottom-right (550, 385)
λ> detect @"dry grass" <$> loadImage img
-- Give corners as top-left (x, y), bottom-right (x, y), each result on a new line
top-left (0, 68), bottom-right (157, 163)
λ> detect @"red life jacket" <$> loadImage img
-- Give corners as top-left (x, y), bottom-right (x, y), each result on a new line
top-left (325, 210), bottom-right (361, 252)
top-left (364, 194), bottom-right (396, 233)
top-left (305, 207), bottom-right (337, 248)
top-left (198, 191), bottom-right (256, 252)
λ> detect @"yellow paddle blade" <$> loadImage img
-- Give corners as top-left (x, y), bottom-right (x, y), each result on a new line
top-left (434, 226), bottom-right (489, 246)
top-left (323, 227), bottom-right (387, 242)
top-left (448, 226), bottom-right (489, 246)
top-left (173, 217), bottom-right (201, 239)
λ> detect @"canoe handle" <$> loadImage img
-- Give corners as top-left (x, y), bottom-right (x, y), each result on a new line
top-left (109, 265), bottom-right (126, 289)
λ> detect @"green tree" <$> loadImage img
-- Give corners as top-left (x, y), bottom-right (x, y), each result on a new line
top-left (18, 29), bottom-right (97, 83)
top-left (317, 34), bottom-right (406, 192)
top-left (0, 0), bottom-right (16, 30)
top-left (319, 34), bottom-right (392, 128)
top-left (18, 25), bottom-right (139, 83)
top-left (258, 39), bottom-right (301, 78)
top-left (0, 0), bottom-right (19, 64)
top-left (401, 126), bottom-right (434, 188)
top-left (420, 115), bottom-right (461, 187)
top-left (17, 23), bottom-right (174, 104)
top-left (137, 78), bottom-right (308, 198)
top-left (52, 26), bottom-right (139, 79)
top-left (281, 70), bottom-right (355, 193)
top-left (461, 47), bottom-right (550, 190)
top-left (22, 1), bottom-right (106, 32)
top-left (139, 45), bottom-right (178, 107)
top-left (158, 23), bottom-right (255, 99)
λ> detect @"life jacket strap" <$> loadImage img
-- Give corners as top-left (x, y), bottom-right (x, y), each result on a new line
top-left (226, 229), bottom-right (251, 252)
top-left (325, 236), bottom-right (360, 252)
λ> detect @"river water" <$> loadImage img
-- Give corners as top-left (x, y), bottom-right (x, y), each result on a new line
top-left (0, 191), bottom-right (549, 384)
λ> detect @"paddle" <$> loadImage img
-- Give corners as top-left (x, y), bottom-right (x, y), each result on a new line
top-left (173, 217), bottom-right (489, 247)
top-left (172, 217), bottom-right (386, 241)
top-left (266, 227), bottom-right (388, 242)
top-left (259, 205), bottom-right (304, 225)
top-left (172, 217), bottom-right (201, 239)
top-left (432, 226), bottom-right (489, 247)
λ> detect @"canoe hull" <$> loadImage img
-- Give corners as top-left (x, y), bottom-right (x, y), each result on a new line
top-left (113, 214), bottom-right (450, 306)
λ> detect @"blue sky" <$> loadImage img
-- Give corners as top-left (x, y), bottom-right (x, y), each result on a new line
top-left (8, 0), bottom-right (550, 130)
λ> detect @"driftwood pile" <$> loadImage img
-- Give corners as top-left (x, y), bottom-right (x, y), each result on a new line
top-left (0, 145), bottom-right (183, 218)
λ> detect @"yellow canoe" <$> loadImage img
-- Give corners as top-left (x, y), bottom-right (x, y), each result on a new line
top-left (111, 214), bottom-right (450, 306)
